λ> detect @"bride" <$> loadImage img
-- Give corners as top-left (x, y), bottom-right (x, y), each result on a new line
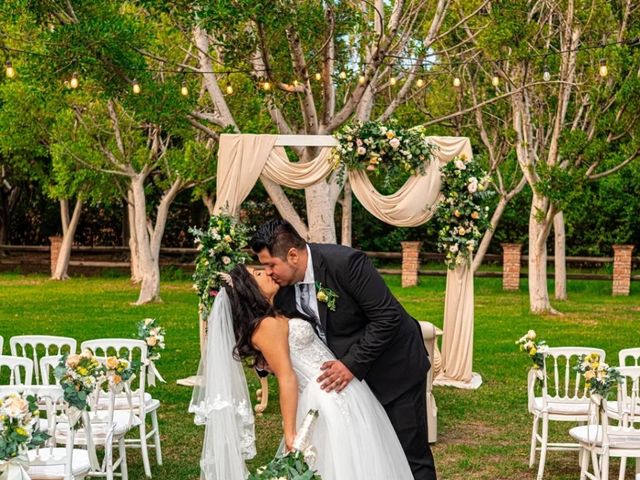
top-left (190, 263), bottom-right (413, 480)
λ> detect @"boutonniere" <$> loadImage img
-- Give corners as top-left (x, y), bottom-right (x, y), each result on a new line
top-left (315, 281), bottom-right (339, 311)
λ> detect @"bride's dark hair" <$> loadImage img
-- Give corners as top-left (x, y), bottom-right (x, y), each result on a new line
top-left (226, 264), bottom-right (280, 367)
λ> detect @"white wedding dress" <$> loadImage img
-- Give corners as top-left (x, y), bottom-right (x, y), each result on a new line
top-left (287, 317), bottom-right (413, 480)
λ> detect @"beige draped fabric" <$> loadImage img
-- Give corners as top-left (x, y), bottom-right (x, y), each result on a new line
top-left (212, 133), bottom-right (479, 388)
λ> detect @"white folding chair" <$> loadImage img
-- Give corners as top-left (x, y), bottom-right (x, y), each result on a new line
top-left (619, 348), bottom-right (640, 367)
top-left (81, 339), bottom-right (162, 478)
top-left (10, 335), bottom-right (77, 384)
top-left (528, 347), bottom-right (606, 480)
top-left (0, 354), bottom-right (34, 385)
top-left (569, 366), bottom-right (640, 480)
top-left (0, 385), bottom-right (97, 480)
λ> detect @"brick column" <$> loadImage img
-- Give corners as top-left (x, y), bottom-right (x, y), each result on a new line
top-left (502, 243), bottom-right (523, 291)
top-left (401, 241), bottom-right (421, 288)
top-left (612, 245), bottom-right (634, 296)
top-left (49, 236), bottom-right (63, 276)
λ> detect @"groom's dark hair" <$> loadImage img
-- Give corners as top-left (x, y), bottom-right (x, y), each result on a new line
top-left (250, 219), bottom-right (306, 259)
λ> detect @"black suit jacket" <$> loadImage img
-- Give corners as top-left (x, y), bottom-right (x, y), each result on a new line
top-left (274, 243), bottom-right (430, 405)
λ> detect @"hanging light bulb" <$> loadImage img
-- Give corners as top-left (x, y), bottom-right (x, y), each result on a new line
top-left (225, 83), bottom-right (234, 95)
top-left (599, 58), bottom-right (608, 78)
top-left (262, 81), bottom-right (271, 91)
top-left (132, 79), bottom-right (141, 94)
top-left (339, 71), bottom-right (347, 80)
top-left (358, 74), bottom-right (366, 84)
top-left (416, 78), bottom-right (425, 88)
top-left (292, 79), bottom-right (300, 87)
top-left (453, 77), bottom-right (461, 88)
top-left (390, 76), bottom-right (398, 86)
top-left (5, 61), bottom-right (15, 79)
top-left (70, 72), bottom-right (79, 89)
top-left (543, 65), bottom-right (551, 82)
top-left (491, 75), bottom-right (500, 87)
top-left (181, 82), bottom-right (189, 96)
top-left (314, 72), bottom-right (322, 81)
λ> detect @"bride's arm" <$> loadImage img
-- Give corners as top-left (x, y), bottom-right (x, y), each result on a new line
top-left (252, 316), bottom-right (298, 451)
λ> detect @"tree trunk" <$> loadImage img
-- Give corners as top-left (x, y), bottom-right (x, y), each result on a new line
top-left (52, 198), bottom-right (83, 280)
top-left (306, 182), bottom-right (337, 243)
top-left (528, 193), bottom-right (557, 314)
top-left (127, 190), bottom-right (142, 284)
top-left (472, 195), bottom-right (508, 272)
top-left (554, 211), bottom-right (567, 300)
top-left (202, 193), bottom-right (215, 215)
top-left (339, 180), bottom-right (352, 246)
top-left (130, 176), bottom-right (161, 305)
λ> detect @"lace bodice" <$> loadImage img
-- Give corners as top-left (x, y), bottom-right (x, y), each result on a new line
top-left (288, 318), bottom-right (335, 391)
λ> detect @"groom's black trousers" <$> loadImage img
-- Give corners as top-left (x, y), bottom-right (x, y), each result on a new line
top-left (382, 377), bottom-right (437, 480)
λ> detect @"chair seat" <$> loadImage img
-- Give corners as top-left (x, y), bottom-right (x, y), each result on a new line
top-left (569, 425), bottom-right (640, 449)
top-left (532, 396), bottom-right (591, 415)
top-left (96, 392), bottom-right (158, 411)
top-left (53, 411), bottom-right (141, 445)
top-left (27, 447), bottom-right (91, 479)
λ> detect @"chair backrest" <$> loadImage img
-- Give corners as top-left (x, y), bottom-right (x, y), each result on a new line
top-left (542, 347), bottom-right (607, 400)
top-left (10, 335), bottom-right (77, 385)
top-left (0, 355), bottom-right (33, 385)
top-left (80, 339), bottom-right (148, 409)
top-left (619, 348), bottom-right (640, 367)
top-left (615, 366), bottom-right (640, 427)
top-left (39, 355), bottom-right (65, 386)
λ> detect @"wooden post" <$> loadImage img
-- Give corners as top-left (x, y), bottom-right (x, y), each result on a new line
top-left (401, 241), bottom-right (421, 288)
top-left (49, 236), bottom-right (63, 276)
top-left (502, 243), bottom-right (523, 291)
top-left (612, 245), bottom-right (634, 296)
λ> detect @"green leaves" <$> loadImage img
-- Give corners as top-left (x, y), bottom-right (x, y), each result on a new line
top-left (247, 451), bottom-right (321, 480)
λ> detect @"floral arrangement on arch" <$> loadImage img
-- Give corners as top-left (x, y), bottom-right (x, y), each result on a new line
top-left (576, 353), bottom-right (622, 399)
top-left (515, 330), bottom-right (549, 369)
top-left (190, 213), bottom-right (252, 320)
top-left (0, 392), bottom-right (50, 462)
top-left (435, 154), bottom-right (492, 269)
top-left (330, 120), bottom-right (436, 187)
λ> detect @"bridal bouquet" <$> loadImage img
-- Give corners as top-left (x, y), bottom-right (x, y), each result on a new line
top-left (248, 409), bottom-right (321, 480)
top-left (576, 353), bottom-right (622, 399)
top-left (54, 349), bottom-right (107, 428)
top-left (0, 392), bottom-right (50, 461)
top-left (515, 330), bottom-right (549, 369)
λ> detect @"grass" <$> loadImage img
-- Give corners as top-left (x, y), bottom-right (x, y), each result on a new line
top-left (0, 272), bottom-right (638, 479)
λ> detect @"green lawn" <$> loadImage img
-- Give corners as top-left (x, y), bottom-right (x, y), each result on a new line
top-left (0, 273), bottom-right (638, 479)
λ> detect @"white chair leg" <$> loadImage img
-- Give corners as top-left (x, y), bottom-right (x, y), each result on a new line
top-left (530, 415), bottom-right (540, 468)
top-left (536, 415), bottom-right (549, 480)
top-left (579, 446), bottom-right (590, 480)
top-left (151, 410), bottom-right (163, 465)
top-left (119, 437), bottom-right (129, 480)
top-left (619, 457), bottom-right (626, 480)
top-left (139, 421), bottom-right (152, 478)
top-left (601, 452), bottom-right (609, 480)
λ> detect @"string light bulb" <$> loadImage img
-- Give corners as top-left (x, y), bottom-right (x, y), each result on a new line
top-left (262, 81), bottom-right (271, 91)
top-left (70, 72), bottom-right (79, 89)
top-left (314, 72), bottom-right (322, 81)
top-left (416, 78), bottom-right (425, 88)
top-left (339, 71), bottom-right (347, 80)
top-left (132, 79), bottom-right (141, 94)
top-left (390, 76), bottom-right (397, 86)
top-left (181, 82), bottom-right (189, 96)
top-left (292, 79), bottom-right (300, 87)
top-left (543, 65), bottom-right (551, 82)
top-left (225, 83), bottom-right (234, 95)
top-left (5, 61), bottom-right (15, 79)
top-left (453, 77), bottom-right (461, 88)
top-left (358, 74), bottom-right (366, 84)
top-left (598, 58), bottom-right (608, 77)
top-left (491, 75), bottom-right (500, 87)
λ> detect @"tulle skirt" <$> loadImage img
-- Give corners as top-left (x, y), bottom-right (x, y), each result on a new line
top-left (296, 375), bottom-right (414, 480)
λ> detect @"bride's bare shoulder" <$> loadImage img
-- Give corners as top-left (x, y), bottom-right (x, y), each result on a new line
top-left (252, 315), bottom-right (288, 344)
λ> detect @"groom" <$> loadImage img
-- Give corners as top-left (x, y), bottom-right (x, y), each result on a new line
top-left (250, 219), bottom-right (436, 480)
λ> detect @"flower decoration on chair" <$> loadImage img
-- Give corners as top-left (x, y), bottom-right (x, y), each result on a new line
top-left (190, 213), bottom-right (252, 320)
top-left (137, 318), bottom-right (166, 387)
top-left (575, 353), bottom-right (622, 399)
top-left (330, 120), bottom-right (436, 188)
top-left (0, 393), bottom-right (50, 462)
top-left (54, 349), bottom-right (107, 429)
top-left (435, 154), bottom-right (492, 269)
top-left (104, 356), bottom-right (139, 393)
top-left (515, 330), bottom-right (549, 369)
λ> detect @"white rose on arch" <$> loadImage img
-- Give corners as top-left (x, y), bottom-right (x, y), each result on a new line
top-left (454, 159), bottom-right (466, 170)
top-left (389, 137), bottom-right (401, 149)
top-left (467, 177), bottom-right (479, 193)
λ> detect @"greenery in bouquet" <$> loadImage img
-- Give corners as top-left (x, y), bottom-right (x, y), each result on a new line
top-left (576, 353), bottom-right (622, 399)
top-left (330, 120), bottom-right (436, 188)
top-left (435, 154), bottom-right (492, 269)
top-left (54, 349), bottom-right (106, 427)
top-left (137, 318), bottom-right (166, 361)
top-left (0, 393), bottom-right (50, 461)
top-left (190, 213), bottom-right (252, 319)
top-left (248, 450), bottom-right (321, 480)
top-left (515, 330), bottom-right (549, 369)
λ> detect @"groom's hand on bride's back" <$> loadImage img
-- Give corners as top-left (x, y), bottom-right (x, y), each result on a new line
top-left (317, 360), bottom-right (354, 393)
